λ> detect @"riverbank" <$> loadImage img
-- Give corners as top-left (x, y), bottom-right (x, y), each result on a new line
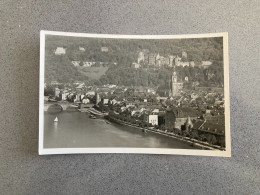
top-left (107, 116), bottom-right (224, 151)
top-left (44, 111), bottom-right (195, 149)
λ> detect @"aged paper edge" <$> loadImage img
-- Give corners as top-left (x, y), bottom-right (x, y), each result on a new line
top-left (39, 30), bottom-right (231, 157)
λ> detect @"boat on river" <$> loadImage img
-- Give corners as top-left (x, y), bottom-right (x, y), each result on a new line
top-left (54, 116), bottom-right (58, 122)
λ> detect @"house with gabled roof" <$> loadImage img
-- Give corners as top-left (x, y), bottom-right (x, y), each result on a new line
top-left (164, 107), bottom-right (199, 130)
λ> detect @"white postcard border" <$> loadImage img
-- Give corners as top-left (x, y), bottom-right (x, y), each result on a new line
top-left (39, 30), bottom-right (231, 157)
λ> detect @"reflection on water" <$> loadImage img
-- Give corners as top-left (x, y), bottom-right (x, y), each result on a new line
top-left (44, 111), bottom-right (194, 149)
top-left (53, 122), bottom-right (58, 131)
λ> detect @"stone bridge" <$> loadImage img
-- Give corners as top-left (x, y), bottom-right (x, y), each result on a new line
top-left (44, 102), bottom-right (77, 112)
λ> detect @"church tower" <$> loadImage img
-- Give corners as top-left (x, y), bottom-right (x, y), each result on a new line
top-left (185, 116), bottom-right (193, 131)
top-left (171, 66), bottom-right (178, 96)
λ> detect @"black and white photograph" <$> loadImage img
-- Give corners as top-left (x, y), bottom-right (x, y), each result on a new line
top-left (39, 31), bottom-right (230, 156)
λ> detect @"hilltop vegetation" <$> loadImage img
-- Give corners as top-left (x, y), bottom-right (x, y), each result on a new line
top-left (96, 65), bottom-right (223, 88)
top-left (44, 35), bottom-right (224, 86)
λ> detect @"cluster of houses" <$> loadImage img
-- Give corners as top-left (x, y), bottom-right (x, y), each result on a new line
top-left (104, 86), bottom-right (225, 146)
top-left (54, 46), bottom-right (213, 70)
top-left (131, 49), bottom-right (213, 69)
top-left (54, 46), bottom-right (117, 67)
top-left (46, 80), bottom-right (225, 146)
top-left (71, 61), bottom-right (117, 67)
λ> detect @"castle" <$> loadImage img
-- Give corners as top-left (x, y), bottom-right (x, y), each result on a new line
top-left (136, 50), bottom-right (192, 67)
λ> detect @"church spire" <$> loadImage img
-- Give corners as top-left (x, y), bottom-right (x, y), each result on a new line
top-left (185, 116), bottom-right (193, 131)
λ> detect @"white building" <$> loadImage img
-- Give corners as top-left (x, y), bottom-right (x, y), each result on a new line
top-left (86, 91), bottom-right (95, 96)
top-left (55, 47), bottom-right (66, 55)
top-left (55, 88), bottom-right (60, 97)
top-left (152, 109), bottom-right (159, 114)
top-left (101, 47), bottom-right (108, 52)
top-left (82, 98), bottom-right (90, 104)
top-left (189, 61), bottom-right (195, 67)
top-left (179, 61), bottom-right (190, 67)
top-left (102, 98), bottom-right (109, 105)
top-left (131, 62), bottom-right (140, 69)
top-left (79, 47), bottom-right (85, 51)
top-left (83, 62), bottom-right (96, 67)
top-left (74, 94), bottom-right (80, 102)
top-left (71, 61), bottom-right (81, 66)
top-left (110, 99), bottom-right (119, 105)
top-left (144, 114), bottom-right (158, 126)
top-left (60, 93), bottom-right (67, 100)
top-left (202, 61), bottom-right (213, 68)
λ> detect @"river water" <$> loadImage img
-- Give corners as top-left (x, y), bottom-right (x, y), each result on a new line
top-left (44, 111), bottom-right (194, 149)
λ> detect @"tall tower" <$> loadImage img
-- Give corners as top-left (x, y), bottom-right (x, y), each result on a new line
top-left (185, 116), bottom-right (193, 131)
top-left (171, 67), bottom-right (178, 96)
top-left (96, 93), bottom-right (101, 105)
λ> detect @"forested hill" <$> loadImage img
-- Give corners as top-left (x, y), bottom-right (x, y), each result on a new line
top-left (44, 35), bottom-right (224, 86)
top-left (45, 35), bottom-right (223, 63)
top-left (97, 66), bottom-right (224, 88)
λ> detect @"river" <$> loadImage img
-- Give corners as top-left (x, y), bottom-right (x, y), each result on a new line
top-left (44, 111), bottom-right (194, 149)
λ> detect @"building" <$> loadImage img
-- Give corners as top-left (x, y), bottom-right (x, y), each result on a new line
top-left (82, 98), bottom-right (90, 104)
top-left (179, 61), bottom-right (190, 67)
top-left (101, 47), bottom-right (108, 52)
top-left (164, 107), bottom-right (198, 130)
top-left (131, 62), bottom-right (140, 69)
top-left (170, 67), bottom-right (183, 97)
top-left (59, 92), bottom-right (67, 101)
top-left (152, 109), bottom-right (159, 114)
top-left (192, 120), bottom-right (225, 146)
top-left (86, 91), bottom-right (95, 96)
top-left (174, 56), bottom-right (181, 66)
top-left (168, 55), bottom-right (176, 67)
top-left (55, 88), bottom-right (60, 97)
top-left (83, 61), bottom-right (96, 67)
top-left (102, 98), bottom-right (109, 105)
top-left (182, 51), bottom-right (187, 59)
top-left (79, 47), bottom-right (85, 51)
top-left (148, 53), bottom-right (159, 65)
top-left (205, 115), bottom-right (225, 126)
top-left (155, 56), bottom-right (169, 67)
top-left (184, 76), bottom-right (189, 82)
top-left (144, 114), bottom-right (158, 126)
top-left (54, 47), bottom-right (66, 55)
top-left (71, 61), bottom-right (81, 67)
top-left (201, 61), bottom-right (213, 68)
top-left (189, 61), bottom-right (195, 67)
top-left (110, 99), bottom-right (119, 105)
top-left (191, 93), bottom-right (199, 100)
top-left (164, 57), bottom-right (170, 66)
top-left (137, 49), bottom-right (149, 64)
top-left (137, 51), bottom-right (145, 63)
top-left (74, 94), bottom-right (80, 102)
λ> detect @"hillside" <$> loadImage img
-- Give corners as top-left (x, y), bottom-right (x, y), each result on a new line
top-left (77, 66), bottom-right (109, 80)
top-left (44, 35), bottom-right (224, 86)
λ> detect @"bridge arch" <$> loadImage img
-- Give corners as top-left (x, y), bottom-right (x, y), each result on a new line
top-left (47, 104), bottom-right (63, 113)
top-left (44, 103), bottom-right (78, 112)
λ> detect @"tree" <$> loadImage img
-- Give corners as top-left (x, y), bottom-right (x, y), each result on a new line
top-left (44, 85), bottom-right (55, 96)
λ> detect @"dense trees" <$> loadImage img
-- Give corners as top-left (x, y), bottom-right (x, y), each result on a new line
top-left (45, 35), bottom-right (224, 85)
top-left (44, 84), bottom-right (55, 96)
top-left (97, 65), bottom-right (223, 87)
